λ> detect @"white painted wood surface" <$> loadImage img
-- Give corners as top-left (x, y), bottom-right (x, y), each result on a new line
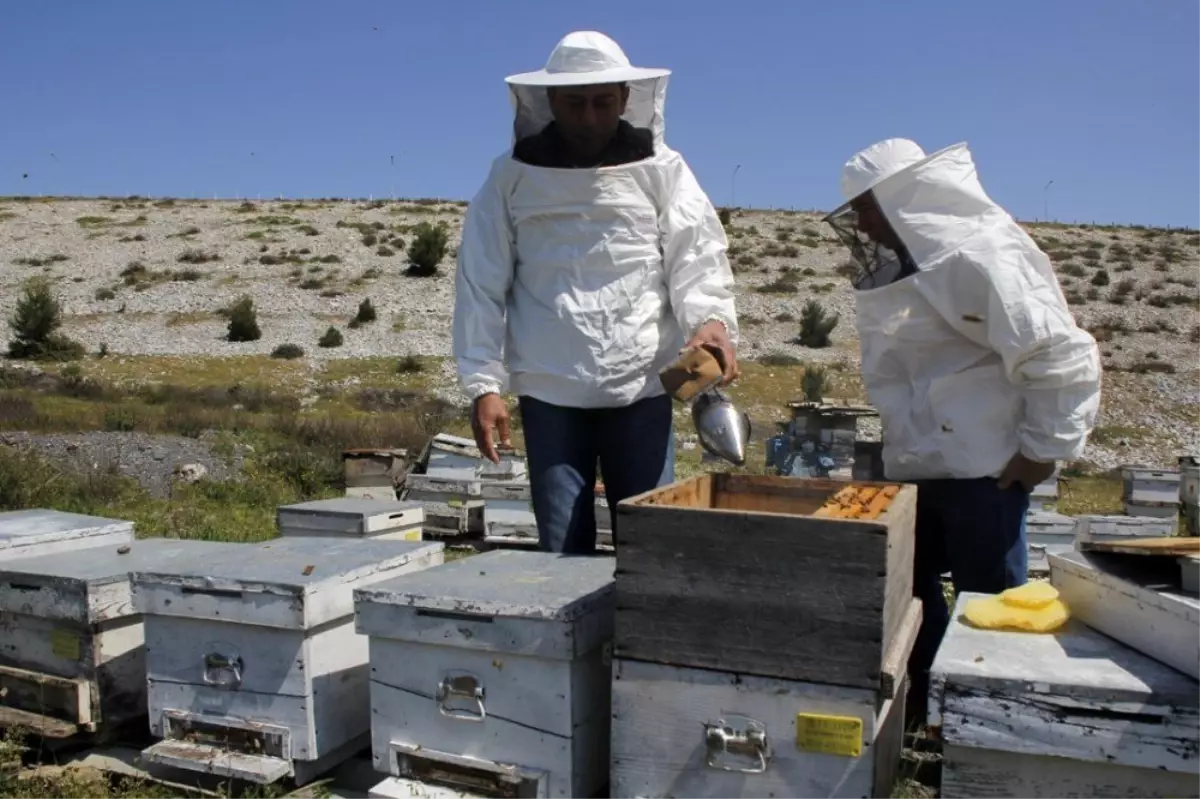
top-left (941, 742), bottom-right (1200, 799)
top-left (1121, 467), bottom-right (1181, 501)
top-left (424, 433), bottom-right (527, 481)
top-left (368, 775), bottom-right (483, 799)
top-left (930, 592), bottom-right (1200, 780)
top-left (0, 539), bottom-right (241, 738)
top-left (132, 538), bottom-right (444, 629)
top-left (0, 509), bottom-right (135, 561)
top-left (610, 657), bottom-right (904, 798)
top-left (138, 538), bottom-right (445, 782)
top-left (277, 498), bottom-right (425, 537)
top-left (1073, 514), bottom-right (1177, 545)
top-left (1026, 511), bottom-right (1075, 575)
top-left (1049, 548), bottom-right (1200, 679)
top-left (356, 550), bottom-right (615, 799)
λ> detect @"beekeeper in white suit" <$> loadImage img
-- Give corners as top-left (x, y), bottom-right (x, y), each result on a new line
top-left (452, 31), bottom-right (739, 555)
top-left (824, 138), bottom-right (1101, 723)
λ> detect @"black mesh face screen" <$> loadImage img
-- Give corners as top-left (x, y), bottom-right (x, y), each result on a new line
top-left (823, 194), bottom-right (909, 290)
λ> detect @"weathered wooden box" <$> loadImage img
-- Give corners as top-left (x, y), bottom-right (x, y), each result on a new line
top-left (1025, 510), bottom-right (1075, 575)
top-left (930, 592), bottom-right (1200, 798)
top-left (0, 538), bottom-right (240, 742)
top-left (0, 509), bottom-right (135, 562)
top-left (1072, 513), bottom-right (1177, 545)
top-left (1182, 456), bottom-right (1199, 535)
top-left (354, 549), bottom-right (615, 799)
top-left (132, 537), bottom-right (445, 786)
top-left (422, 433), bottom-right (526, 481)
top-left (610, 657), bottom-right (910, 798)
top-left (1049, 548), bottom-right (1199, 679)
top-left (277, 497), bottom-right (424, 541)
top-left (402, 474), bottom-right (485, 538)
top-left (615, 474), bottom-right (916, 689)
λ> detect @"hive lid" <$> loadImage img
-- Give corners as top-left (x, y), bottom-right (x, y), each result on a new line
top-left (0, 509), bottom-right (134, 550)
top-left (355, 549), bottom-right (615, 623)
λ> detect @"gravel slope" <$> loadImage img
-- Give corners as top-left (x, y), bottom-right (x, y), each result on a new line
top-left (1, 196), bottom-right (1197, 471)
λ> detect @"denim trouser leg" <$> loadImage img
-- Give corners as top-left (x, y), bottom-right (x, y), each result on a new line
top-left (518, 396), bottom-right (599, 555)
top-left (908, 477), bottom-right (1030, 720)
top-left (596, 394), bottom-right (675, 543)
top-left (518, 393), bottom-right (675, 554)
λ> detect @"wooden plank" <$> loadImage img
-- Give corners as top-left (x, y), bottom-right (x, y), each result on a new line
top-left (614, 481), bottom-right (916, 689)
top-left (142, 739), bottom-right (292, 784)
top-left (941, 742), bottom-right (1200, 799)
top-left (879, 599), bottom-right (921, 700)
top-left (1080, 537), bottom-right (1199, 556)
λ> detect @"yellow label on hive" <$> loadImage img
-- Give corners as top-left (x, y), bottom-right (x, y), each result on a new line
top-left (50, 628), bottom-right (81, 661)
top-left (795, 713), bottom-right (863, 757)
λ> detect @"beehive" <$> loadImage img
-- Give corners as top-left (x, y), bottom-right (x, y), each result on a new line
top-left (615, 474), bottom-right (916, 690)
top-left (0, 509), bottom-right (134, 562)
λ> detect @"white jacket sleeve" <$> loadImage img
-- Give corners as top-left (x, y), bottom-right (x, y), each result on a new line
top-left (918, 250), bottom-right (1102, 463)
top-left (659, 154), bottom-right (739, 346)
top-left (452, 156), bottom-right (516, 401)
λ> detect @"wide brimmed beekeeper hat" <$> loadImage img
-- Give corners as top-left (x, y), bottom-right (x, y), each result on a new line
top-left (504, 31), bottom-right (671, 87)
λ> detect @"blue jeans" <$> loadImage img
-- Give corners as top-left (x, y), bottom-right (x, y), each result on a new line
top-left (908, 478), bottom-right (1029, 719)
top-left (517, 394), bottom-right (675, 554)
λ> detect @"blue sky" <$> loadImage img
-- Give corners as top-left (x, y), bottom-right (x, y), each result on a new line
top-left (3, 0), bottom-right (1197, 228)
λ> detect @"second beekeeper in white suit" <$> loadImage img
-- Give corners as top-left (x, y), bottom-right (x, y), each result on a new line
top-left (824, 138), bottom-right (1102, 725)
top-left (452, 31), bottom-right (739, 554)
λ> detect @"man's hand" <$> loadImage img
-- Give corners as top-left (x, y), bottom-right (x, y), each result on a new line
top-left (997, 452), bottom-right (1056, 493)
top-left (683, 320), bottom-right (739, 386)
top-left (471, 393), bottom-right (511, 464)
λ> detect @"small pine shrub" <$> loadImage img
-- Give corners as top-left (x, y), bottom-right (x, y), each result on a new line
top-left (794, 298), bottom-right (839, 348)
top-left (355, 298), bottom-right (377, 325)
top-left (226, 295), bottom-right (261, 342)
top-left (271, 343), bottom-right (305, 359)
top-left (718, 208), bottom-right (732, 227)
top-left (1091, 269), bottom-right (1110, 287)
top-left (7, 279), bottom-right (85, 361)
top-left (406, 221), bottom-right (450, 276)
top-left (801, 365), bottom-right (830, 403)
top-left (397, 355), bottom-right (423, 374)
top-left (318, 326), bottom-right (344, 348)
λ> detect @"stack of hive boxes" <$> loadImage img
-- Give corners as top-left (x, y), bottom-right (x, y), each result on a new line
top-left (609, 474), bottom-right (920, 798)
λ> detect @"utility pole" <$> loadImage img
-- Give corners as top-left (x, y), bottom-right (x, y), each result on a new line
top-left (1044, 179), bottom-right (1054, 222)
top-left (732, 164), bottom-right (741, 209)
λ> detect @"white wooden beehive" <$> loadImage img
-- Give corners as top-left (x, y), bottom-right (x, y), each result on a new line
top-left (930, 592), bottom-right (1200, 799)
top-left (1072, 513), bottom-right (1176, 546)
top-left (0, 538), bottom-right (240, 742)
top-left (610, 658), bottom-right (908, 798)
top-left (423, 433), bottom-right (526, 481)
top-left (276, 497), bottom-right (424, 541)
top-left (1049, 548), bottom-right (1199, 679)
top-left (131, 537), bottom-right (444, 786)
top-left (354, 549), bottom-right (615, 799)
top-left (0, 509), bottom-right (135, 562)
top-left (1025, 510), bottom-right (1075, 575)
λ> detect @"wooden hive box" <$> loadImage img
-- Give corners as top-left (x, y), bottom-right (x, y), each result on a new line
top-left (930, 592), bottom-right (1199, 799)
top-left (132, 537), bottom-right (444, 786)
top-left (0, 538), bottom-right (242, 743)
top-left (1049, 548), bottom-right (1199, 679)
top-left (0, 509), bottom-right (135, 562)
top-left (610, 658), bottom-right (911, 798)
top-left (615, 474), bottom-right (916, 691)
top-left (354, 549), bottom-right (615, 799)
top-left (277, 497), bottom-right (424, 541)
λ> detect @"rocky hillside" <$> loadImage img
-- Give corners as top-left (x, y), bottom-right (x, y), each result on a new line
top-left (1, 196), bottom-right (1196, 470)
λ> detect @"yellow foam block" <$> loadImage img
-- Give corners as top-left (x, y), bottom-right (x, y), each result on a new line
top-left (999, 581), bottom-right (1060, 609)
top-left (964, 595), bottom-right (1070, 633)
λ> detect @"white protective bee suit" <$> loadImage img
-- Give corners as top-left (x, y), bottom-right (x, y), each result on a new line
top-left (827, 139), bottom-right (1101, 481)
top-left (451, 32), bottom-right (738, 409)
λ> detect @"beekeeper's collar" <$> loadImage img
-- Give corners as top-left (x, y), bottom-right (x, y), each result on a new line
top-left (505, 31), bottom-right (671, 149)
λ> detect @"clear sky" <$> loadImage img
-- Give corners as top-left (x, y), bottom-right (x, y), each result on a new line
top-left (3, 0), bottom-right (1197, 228)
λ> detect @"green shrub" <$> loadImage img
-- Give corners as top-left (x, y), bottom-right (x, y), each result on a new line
top-left (406, 221), bottom-right (450, 276)
top-left (318, 326), bottom-right (344, 348)
top-left (794, 298), bottom-right (839, 348)
top-left (7, 279), bottom-right (85, 361)
top-left (226, 295), bottom-right (261, 342)
top-left (271, 343), bottom-right (305, 359)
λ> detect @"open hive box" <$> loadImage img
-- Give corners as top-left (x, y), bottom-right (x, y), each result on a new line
top-left (614, 474), bottom-right (917, 693)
